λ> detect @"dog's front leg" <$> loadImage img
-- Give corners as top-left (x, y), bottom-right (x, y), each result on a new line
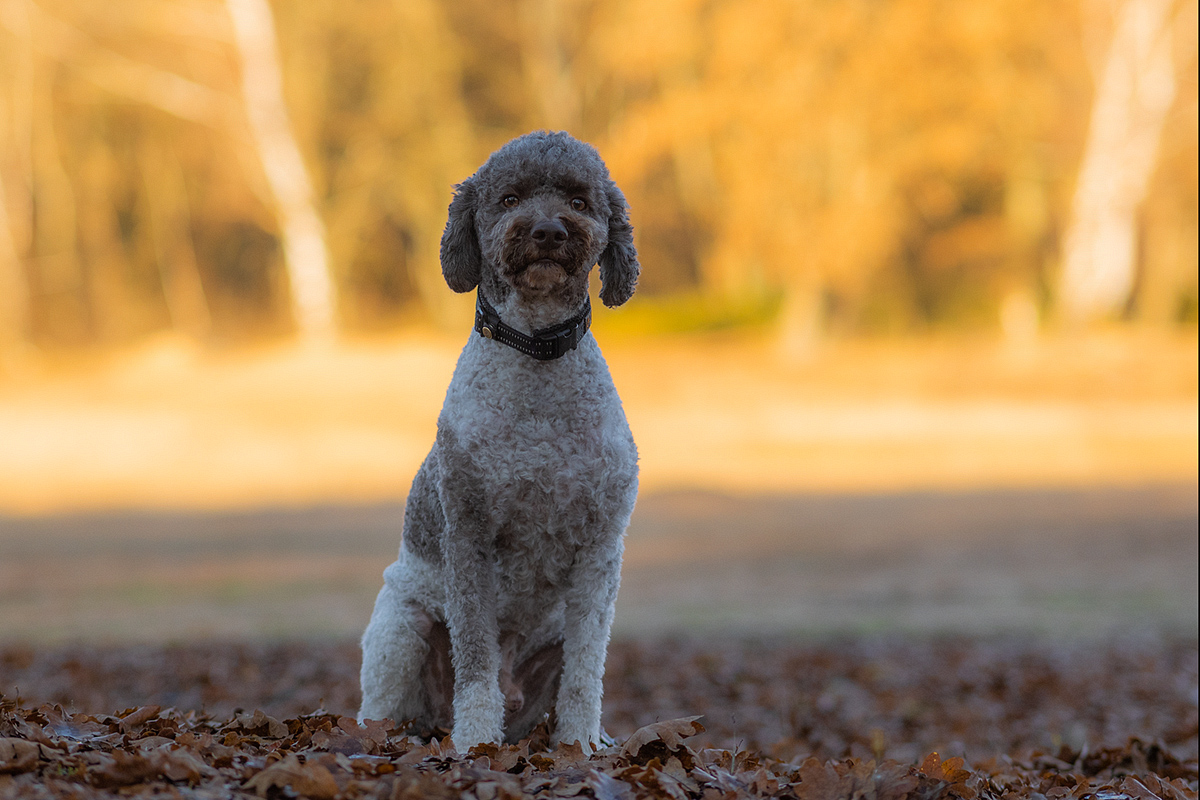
top-left (443, 547), bottom-right (504, 747)
top-left (553, 538), bottom-right (624, 749)
top-left (437, 438), bottom-right (505, 748)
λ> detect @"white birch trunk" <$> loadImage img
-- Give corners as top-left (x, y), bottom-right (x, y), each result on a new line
top-left (225, 0), bottom-right (336, 340)
top-left (1059, 0), bottom-right (1177, 322)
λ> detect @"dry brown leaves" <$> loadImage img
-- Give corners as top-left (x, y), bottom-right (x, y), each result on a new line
top-left (0, 637), bottom-right (1196, 799)
top-left (0, 699), bottom-right (1194, 799)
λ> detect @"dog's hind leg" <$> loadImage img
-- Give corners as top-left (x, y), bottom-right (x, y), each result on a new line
top-left (358, 558), bottom-right (440, 728)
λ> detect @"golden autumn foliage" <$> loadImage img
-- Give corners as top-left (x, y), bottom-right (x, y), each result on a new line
top-left (0, 0), bottom-right (1195, 352)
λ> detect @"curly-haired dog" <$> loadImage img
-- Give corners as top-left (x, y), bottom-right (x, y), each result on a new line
top-left (359, 131), bottom-right (640, 748)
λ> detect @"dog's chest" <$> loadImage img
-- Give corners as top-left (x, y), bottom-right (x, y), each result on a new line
top-left (442, 339), bottom-right (636, 586)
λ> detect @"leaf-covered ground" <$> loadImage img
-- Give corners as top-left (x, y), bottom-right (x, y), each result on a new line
top-left (1, 637), bottom-right (1196, 799)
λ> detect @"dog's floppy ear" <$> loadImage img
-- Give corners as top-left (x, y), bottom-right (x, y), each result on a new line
top-left (440, 178), bottom-right (482, 292)
top-left (598, 180), bottom-right (639, 307)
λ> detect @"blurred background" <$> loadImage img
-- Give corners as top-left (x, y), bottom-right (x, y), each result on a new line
top-left (0, 0), bottom-right (1196, 642)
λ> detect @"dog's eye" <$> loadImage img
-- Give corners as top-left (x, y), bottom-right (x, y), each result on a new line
top-left (570, 198), bottom-right (587, 211)
top-left (502, 195), bottom-right (519, 208)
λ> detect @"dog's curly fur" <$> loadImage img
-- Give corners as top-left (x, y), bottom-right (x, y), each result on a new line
top-left (359, 131), bottom-right (640, 748)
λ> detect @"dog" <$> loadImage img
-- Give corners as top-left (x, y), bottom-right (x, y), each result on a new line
top-left (358, 131), bottom-right (640, 749)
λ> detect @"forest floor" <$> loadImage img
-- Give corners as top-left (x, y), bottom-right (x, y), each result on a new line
top-left (1, 483), bottom-right (1196, 797)
top-left (1, 637), bottom-right (1196, 798)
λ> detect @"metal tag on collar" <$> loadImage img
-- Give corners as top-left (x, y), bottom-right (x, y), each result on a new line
top-left (475, 295), bottom-right (497, 340)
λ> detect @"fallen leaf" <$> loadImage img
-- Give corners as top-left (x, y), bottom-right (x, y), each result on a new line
top-left (232, 709), bottom-right (289, 739)
top-left (244, 753), bottom-right (339, 799)
top-left (585, 768), bottom-right (633, 800)
top-left (0, 738), bottom-right (40, 775)
top-left (620, 717), bottom-right (705, 765)
top-left (154, 744), bottom-right (209, 783)
top-left (117, 706), bottom-right (161, 734)
top-left (89, 750), bottom-right (160, 787)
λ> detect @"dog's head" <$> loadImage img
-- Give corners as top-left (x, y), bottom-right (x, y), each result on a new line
top-left (440, 131), bottom-right (639, 314)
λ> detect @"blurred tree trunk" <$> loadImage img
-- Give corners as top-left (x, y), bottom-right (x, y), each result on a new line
top-left (226, 0), bottom-right (336, 342)
top-left (1059, 0), bottom-right (1178, 323)
top-left (0, 0), bottom-right (32, 355)
top-left (517, 0), bottom-right (580, 131)
top-left (1000, 150), bottom-right (1050, 346)
top-left (777, 279), bottom-right (823, 361)
top-left (143, 138), bottom-right (210, 340)
top-left (31, 55), bottom-right (84, 339)
top-left (0, 166), bottom-right (29, 355)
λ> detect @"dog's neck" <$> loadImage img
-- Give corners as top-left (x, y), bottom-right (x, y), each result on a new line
top-left (478, 272), bottom-right (590, 334)
top-left (475, 289), bottom-right (591, 362)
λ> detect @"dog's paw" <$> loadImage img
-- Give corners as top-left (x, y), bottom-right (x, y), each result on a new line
top-left (450, 722), bottom-right (503, 750)
top-left (550, 723), bottom-right (601, 752)
top-left (451, 681), bottom-right (505, 748)
top-left (597, 727), bottom-right (617, 748)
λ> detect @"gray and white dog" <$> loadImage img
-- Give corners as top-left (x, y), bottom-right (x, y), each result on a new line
top-left (359, 131), bottom-right (640, 749)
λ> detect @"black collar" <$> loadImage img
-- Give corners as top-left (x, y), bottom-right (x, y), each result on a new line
top-left (474, 290), bottom-right (591, 361)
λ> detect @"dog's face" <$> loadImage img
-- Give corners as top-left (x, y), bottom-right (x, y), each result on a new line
top-left (476, 166), bottom-right (606, 300)
top-left (440, 131), bottom-right (639, 311)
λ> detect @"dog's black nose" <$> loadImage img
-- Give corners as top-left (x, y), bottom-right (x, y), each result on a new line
top-left (531, 218), bottom-right (568, 249)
